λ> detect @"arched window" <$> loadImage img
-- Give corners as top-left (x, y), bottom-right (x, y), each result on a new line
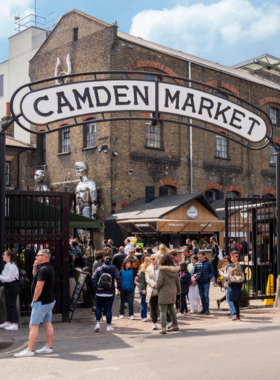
top-left (205, 189), bottom-right (224, 204)
top-left (270, 107), bottom-right (279, 125)
top-left (216, 135), bottom-right (228, 158)
top-left (59, 126), bottom-right (70, 153)
top-left (84, 120), bottom-right (96, 148)
top-left (162, 185), bottom-right (176, 195)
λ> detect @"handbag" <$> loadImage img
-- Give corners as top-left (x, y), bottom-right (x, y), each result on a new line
top-left (218, 249), bottom-right (223, 261)
top-left (151, 287), bottom-right (158, 297)
top-left (18, 269), bottom-right (30, 287)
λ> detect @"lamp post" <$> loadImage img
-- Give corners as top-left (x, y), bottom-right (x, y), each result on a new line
top-left (0, 117), bottom-right (14, 270)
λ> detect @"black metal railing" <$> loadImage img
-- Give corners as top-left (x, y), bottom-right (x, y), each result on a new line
top-left (225, 197), bottom-right (276, 300)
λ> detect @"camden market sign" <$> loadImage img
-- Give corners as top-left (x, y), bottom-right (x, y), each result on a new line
top-left (10, 71), bottom-right (272, 148)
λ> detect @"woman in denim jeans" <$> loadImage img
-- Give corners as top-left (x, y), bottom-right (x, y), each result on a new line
top-left (218, 255), bottom-right (236, 318)
top-left (138, 257), bottom-right (151, 322)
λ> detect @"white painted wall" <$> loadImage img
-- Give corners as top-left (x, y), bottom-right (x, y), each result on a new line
top-left (0, 27), bottom-right (46, 143)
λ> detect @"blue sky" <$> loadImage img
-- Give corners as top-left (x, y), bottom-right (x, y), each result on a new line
top-left (1, 0), bottom-right (280, 66)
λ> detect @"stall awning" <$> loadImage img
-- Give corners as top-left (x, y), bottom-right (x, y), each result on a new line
top-left (69, 212), bottom-right (103, 229)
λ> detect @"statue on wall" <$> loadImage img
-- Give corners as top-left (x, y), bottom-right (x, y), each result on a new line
top-left (75, 162), bottom-right (98, 219)
top-left (34, 170), bottom-right (50, 191)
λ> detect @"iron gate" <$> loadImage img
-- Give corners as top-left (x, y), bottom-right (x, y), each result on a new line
top-left (225, 197), bottom-right (276, 300)
top-left (4, 191), bottom-right (69, 321)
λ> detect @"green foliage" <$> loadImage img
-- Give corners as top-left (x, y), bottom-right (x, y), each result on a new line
top-left (242, 283), bottom-right (249, 296)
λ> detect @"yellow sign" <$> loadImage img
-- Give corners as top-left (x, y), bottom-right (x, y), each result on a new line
top-left (245, 267), bottom-right (252, 281)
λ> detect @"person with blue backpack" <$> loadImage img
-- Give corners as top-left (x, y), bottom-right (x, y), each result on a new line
top-left (119, 258), bottom-right (138, 320)
top-left (92, 256), bottom-right (122, 332)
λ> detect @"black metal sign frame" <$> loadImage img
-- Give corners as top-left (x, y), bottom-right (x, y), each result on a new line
top-left (9, 70), bottom-right (273, 150)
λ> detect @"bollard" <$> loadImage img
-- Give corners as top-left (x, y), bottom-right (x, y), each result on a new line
top-left (263, 274), bottom-right (274, 306)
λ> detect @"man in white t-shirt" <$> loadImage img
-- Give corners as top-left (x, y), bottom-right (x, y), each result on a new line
top-left (124, 239), bottom-right (135, 255)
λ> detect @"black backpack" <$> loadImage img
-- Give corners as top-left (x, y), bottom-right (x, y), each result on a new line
top-left (98, 273), bottom-right (112, 290)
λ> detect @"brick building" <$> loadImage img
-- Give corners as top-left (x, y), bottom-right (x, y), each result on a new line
top-left (2, 114), bottom-right (35, 190)
top-left (28, 9), bottom-right (280, 248)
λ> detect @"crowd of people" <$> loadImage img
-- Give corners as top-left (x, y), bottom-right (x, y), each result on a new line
top-left (88, 237), bottom-right (245, 333)
top-left (0, 236), bottom-right (245, 357)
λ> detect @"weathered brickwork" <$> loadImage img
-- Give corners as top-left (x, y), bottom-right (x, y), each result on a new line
top-left (28, 10), bottom-right (280, 248)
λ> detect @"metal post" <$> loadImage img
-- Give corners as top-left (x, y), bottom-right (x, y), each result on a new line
top-left (277, 153), bottom-right (280, 276)
top-left (0, 131), bottom-right (6, 270)
top-left (225, 198), bottom-right (229, 255)
top-left (62, 192), bottom-right (70, 322)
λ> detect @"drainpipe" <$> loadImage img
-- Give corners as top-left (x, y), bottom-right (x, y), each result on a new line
top-left (188, 61), bottom-right (193, 193)
top-left (17, 149), bottom-right (26, 190)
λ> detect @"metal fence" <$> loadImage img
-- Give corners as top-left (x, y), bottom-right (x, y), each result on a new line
top-left (4, 191), bottom-right (69, 321)
top-left (225, 197), bottom-right (276, 300)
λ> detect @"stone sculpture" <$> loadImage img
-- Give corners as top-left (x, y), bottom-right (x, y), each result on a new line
top-left (75, 162), bottom-right (98, 219)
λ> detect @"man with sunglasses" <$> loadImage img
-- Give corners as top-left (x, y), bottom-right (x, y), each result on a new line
top-left (14, 249), bottom-right (56, 358)
top-left (193, 252), bottom-right (215, 315)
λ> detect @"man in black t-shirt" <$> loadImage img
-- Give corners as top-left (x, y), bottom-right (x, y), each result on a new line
top-left (15, 249), bottom-right (56, 358)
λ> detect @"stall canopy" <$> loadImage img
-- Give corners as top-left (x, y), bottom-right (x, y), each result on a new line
top-left (105, 193), bottom-right (224, 238)
top-left (69, 212), bottom-right (102, 229)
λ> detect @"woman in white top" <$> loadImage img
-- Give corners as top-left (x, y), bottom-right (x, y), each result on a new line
top-left (0, 250), bottom-right (20, 331)
top-left (145, 254), bottom-right (160, 330)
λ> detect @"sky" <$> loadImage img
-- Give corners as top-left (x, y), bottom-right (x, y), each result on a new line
top-left (1, 0), bottom-right (280, 67)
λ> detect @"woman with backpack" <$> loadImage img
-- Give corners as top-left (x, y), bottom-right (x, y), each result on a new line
top-left (92, 256), bottom-right (122, 332)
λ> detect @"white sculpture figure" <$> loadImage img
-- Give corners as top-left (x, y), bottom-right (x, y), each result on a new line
top-left (55, 53), bottom-right (72, 85)
top-left (34, 170), bottom-right (50, 191)
top-left (75, 162), bottom-right (98, 219)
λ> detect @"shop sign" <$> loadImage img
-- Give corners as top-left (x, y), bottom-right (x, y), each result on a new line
top-left (168, 223), bottom-right (184, 227)
top-left (201, 223), bottom-right (212, 227)
top-left (16, 77), bottom-right (267, 143)
top-left (187, 205), bottom-right (198, 220)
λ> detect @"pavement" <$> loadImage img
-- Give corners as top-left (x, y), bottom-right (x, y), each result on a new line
top-left (1, 285), bottom-right (280, 379)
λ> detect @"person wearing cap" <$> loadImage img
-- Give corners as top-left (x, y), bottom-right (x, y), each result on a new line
top-left (119, 259), bottom-right (138, 320)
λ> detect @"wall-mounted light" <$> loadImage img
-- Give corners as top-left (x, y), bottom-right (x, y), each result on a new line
top-left (128, 169), bottom-right (133, 175)
top-left (99, 145), bottom-right (108, 153)
top-left (112, 151), bottom-right (119, 156)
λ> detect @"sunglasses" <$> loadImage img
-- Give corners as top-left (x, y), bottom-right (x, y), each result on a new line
top-left (36, 254), bottom-right (44, 257)
top-left (151, 258), bottom-right (156, 260)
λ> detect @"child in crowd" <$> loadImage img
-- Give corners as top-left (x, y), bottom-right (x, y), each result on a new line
top-left (177, 262), bottom-right (191, 317)
top-left (119, 259), bottom-right (138, 320)
top-left (137, 256), bottom-right (151, 321)
top-left (228, 268), bottom-right (244, 321)
top-left (187, 255), bottom-right (201, 313)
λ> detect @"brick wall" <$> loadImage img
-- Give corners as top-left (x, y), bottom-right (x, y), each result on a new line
top-left (28, 10), bottom-right (280, 248)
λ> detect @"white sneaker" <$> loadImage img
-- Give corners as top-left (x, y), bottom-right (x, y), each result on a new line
top-left (36, 346), bottom-right (53, 354)
top-left (5, 324), bottom-right (18, 331)
top-left (189, 311), bottom-right (195, 314)
top-left (177, 313), bottom-right (185, 317)
top-left (119, 315), bottom-right (124, 319)
top-left (0, 322), bottom-right (11, 328)
top-left (94, 323), bottom-right (100, 332)
top-left (14, 349), bottom-right (34, 358)
top-left (152, 323), bottom-right (157, 330)
top-left (167, 322), bottom-right (172, 329)
top-left (142, 318), bottom-right (148, 322)
top-left (107, 326), bottom-right (114, 332)
top-left (130, 315), bottom-right (135, 320)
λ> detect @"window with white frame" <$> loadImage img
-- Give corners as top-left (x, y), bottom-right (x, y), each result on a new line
top-left (270, 107), bottom-right (278, 125)
top-left (270, 144), bottom-right (277, 166)
top-left (85, 120), bottom-right (96, 148)
top-left (145, 115), bottom-right (162, 149)
top-left (5, 162), bottom-right (10, 186)
top-left (216, 135), bottom-right (228, 158)
top-left (61, 127), bottom-right (70, 153)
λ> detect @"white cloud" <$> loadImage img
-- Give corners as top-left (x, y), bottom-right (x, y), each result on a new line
top-left (0, 0), bottom-right (34, 40)
top-left (129, 0), bottom-right (280, 59)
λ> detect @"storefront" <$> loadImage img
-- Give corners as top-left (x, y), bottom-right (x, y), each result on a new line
top-left (105, 193), bottom-right (225, 249)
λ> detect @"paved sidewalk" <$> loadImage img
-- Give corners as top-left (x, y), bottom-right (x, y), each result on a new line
top-left (1, 284), bottom-right (279, 348)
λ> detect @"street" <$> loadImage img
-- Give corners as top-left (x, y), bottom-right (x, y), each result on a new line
top-left (1, 288), bottom-right (280, 380)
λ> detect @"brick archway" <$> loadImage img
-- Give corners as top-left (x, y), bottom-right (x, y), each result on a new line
top-left (259, 97), bottom-right (280, 107)
top-left (203, 80), bottom-right (241, 98)
top-left (226, 185), bottom-right (241, 194)
top-left (127, 60), bottom-right (182, 84)
top-left (263, 188), bottom-right (276, 196)
top-left (159, 178), bottom-right (179, 188)
top-left (205, 183), bottom-right (222, 191)
top-left (82, 114), bottom-right (96, 121)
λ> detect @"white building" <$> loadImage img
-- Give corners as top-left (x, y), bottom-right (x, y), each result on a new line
top-left (0, 27), bottom-right (47, 143)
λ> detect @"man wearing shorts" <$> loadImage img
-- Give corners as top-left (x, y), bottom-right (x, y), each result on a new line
top-left (15, 249), bottom-right (56, 357)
